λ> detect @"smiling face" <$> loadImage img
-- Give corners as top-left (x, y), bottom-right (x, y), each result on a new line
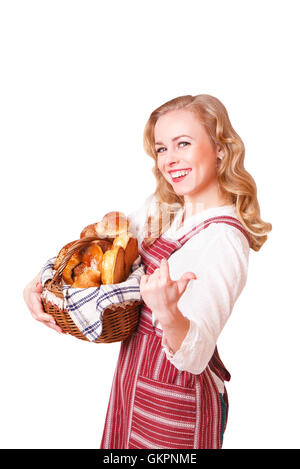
top-left (154, 109), bottom-right (228, 212)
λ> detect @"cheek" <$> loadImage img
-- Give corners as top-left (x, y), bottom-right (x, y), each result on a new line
top-left (196, 141), bottom-right (213, 158)
top-left (193, 143), bottom-right (216, 167)
top-left (157, 156), bottom-right (164, 172)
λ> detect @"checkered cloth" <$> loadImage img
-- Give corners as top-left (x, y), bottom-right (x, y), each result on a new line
top-left (40, 255), bottom-right (145, 342)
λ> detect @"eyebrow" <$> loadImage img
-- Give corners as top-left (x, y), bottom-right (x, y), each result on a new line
top-left (154, 134), bottom-right (193, 146)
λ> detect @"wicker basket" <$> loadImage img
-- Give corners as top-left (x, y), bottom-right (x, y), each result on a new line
top-left (41, 236), bottom-right (142, 343)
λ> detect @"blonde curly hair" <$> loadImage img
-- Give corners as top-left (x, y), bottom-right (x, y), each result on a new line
top-left (142, 94), bottom-right (272, 251)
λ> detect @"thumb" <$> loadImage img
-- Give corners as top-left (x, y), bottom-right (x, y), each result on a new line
top-left (176, 272), bottom-right (197, 297)
top-left (33, 281), bottom-right (43, 292)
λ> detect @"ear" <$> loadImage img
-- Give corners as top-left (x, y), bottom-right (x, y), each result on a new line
top-left (217, 145), bottom-right (225, 160)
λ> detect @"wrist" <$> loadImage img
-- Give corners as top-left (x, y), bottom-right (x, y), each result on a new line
top-left (160, 314), bottom-right (190, 355)
top-left (162, 314), bottom-right (190, 333)
top-left (153, 305), bottom-right (185, 330)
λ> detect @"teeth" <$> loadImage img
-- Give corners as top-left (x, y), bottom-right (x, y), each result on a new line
top-left (171, 169), bottom-right (191, 179)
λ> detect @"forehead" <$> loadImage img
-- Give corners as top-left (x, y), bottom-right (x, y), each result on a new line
top-left (154, 109), bottom-right (205, 141)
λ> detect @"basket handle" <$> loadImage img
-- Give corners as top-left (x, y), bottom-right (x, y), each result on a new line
top-left (50, 237), bottom-right (111, 285)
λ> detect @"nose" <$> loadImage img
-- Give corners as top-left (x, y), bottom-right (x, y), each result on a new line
top-left (164, 149), bottom-right (181, 168)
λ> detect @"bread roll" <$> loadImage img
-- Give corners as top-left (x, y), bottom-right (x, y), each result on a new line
top-left (72, 262), bottom-right (86, 280)
top-left (80, 212), bottom-right (129, 240)
top-left (100, 211), bottom-right (129, 238)
top-left (113, 233), bottom-right (138, 278)
top-left (72, 268), bottom-right (101, 288)
top-left (54, 240), bottom-right (77, 270)
top-left (80, 222), bottom-right (103, 239)
top-left (56, 212), bottom-right (137, 288)
top-left (101, 245), bottom-right (125, 285)
top-left (61, 243), bottom-right (103, 287)
top-left (96, 239), bottom-right (113, 253)
top-left (62, 252), bottom-right (82, 285)
top-left (80, 244), bottom-right (103, 272)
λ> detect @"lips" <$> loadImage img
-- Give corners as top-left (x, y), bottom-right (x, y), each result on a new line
top-left (168, 168), bottom-right (192, 174)
top-left (169, 169), bottom-right (192, 183)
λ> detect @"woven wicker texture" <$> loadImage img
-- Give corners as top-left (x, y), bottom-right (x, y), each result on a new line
top-left (41, 237), bottom-right (142, 343)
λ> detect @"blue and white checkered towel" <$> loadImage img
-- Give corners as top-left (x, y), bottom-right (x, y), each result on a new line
top-left (40, 255), bottom-right (145, 342)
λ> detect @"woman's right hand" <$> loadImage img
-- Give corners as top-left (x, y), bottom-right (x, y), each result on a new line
top-left (23, 272), bottom-right (65, 334)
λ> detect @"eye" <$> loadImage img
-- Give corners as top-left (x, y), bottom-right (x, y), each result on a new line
top-left (155, 141), bottom-right (190, 154)
top-left (179, 141), bottom-right (190, 148)
top-left (156, 147), bottom-right (166, 154)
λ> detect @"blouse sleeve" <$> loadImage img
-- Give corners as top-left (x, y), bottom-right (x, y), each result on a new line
top-left (160, 224), bottom-right (250, 375)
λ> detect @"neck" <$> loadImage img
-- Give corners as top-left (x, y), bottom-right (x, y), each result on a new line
top-left (183, 188), bottom-right (232, 220)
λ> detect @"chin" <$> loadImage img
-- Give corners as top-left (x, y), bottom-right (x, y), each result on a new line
top-left (173, 188), bottom-right (190, 196)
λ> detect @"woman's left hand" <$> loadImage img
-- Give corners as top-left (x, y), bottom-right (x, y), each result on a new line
top-left (140, 258), bottom-right (197, 328)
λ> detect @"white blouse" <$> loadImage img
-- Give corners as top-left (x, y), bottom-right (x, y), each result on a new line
top-left (127, 194), bottom-right (250, 384)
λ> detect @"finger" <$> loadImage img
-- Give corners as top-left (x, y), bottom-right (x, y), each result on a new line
top-left (140, 274), bottom-right (150, 288)
top-left (176, 272), bottom-right (197, 297)
top-left (152, 268), bottom-right (160, 278)
top-left (159, 258), bottom-right (171, 281)
top-left (32, 281), bottom-right (43, 293)
top-left (183, 272), bottom-right (197, 280)
top-left (33, 312), bottom-right (57, 325)
top-left (141, 273), bottom-right (150, 282)
top-left (30, 296), bottom-right (56, 324)
top-left (42, 320), bottom-right (66, 334)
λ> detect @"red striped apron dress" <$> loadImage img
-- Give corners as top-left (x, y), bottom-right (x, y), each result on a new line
top-left (100, 215), bottom-right (251, 449)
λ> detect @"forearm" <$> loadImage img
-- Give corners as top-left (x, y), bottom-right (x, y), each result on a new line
top-left (154, 306), bottom-right (190, 354)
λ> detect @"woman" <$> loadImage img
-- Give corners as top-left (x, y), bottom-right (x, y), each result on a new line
top-left (24, 94), bottom-right (272, 449)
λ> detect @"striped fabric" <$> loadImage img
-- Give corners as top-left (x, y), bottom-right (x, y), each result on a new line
top-left (40, 255), bottom-right (145, 342)
top-left (100, 216), bottom-right (251, 449)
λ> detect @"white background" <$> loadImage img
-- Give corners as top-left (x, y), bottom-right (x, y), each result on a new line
top-left (1, 0), bottom-right (299, 449)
